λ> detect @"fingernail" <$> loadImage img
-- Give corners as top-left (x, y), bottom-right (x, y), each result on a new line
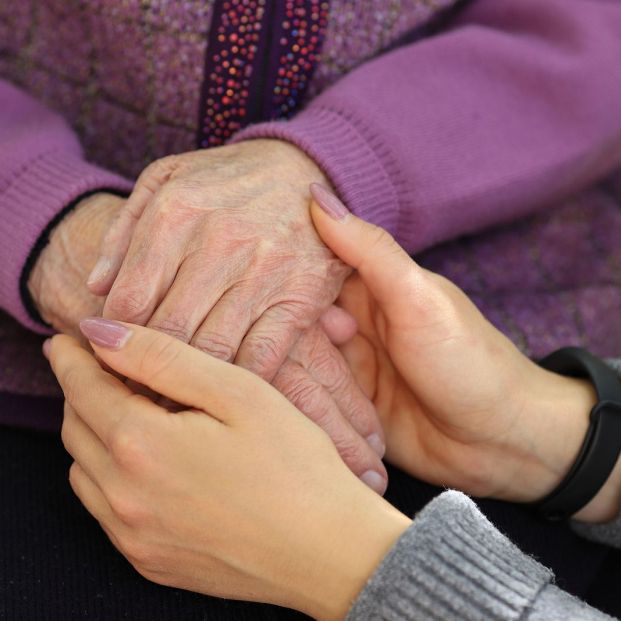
top-left (310, 183), bottom-right (350, 221)
top-left (366, 433), bottom-right (386, 458)
top-left (360, 470), bottom-right (387, 495)
top-left (79, 318), bottom-right (132, 350)
top-left (87, 257), bottom-right (113, 287)
top-left (42, 338), bottom-right (52, 360)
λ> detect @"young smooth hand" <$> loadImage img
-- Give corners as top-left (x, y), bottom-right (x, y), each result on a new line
top-left (310, 184), bottom-right (621, 523)
top-left (47, 321), bottom-right (409, 620)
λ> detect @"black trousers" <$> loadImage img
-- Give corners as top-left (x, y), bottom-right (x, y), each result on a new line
top-left (1, 396), bottom-right (621, 620)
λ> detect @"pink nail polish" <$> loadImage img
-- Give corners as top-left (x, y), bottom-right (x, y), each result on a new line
top-left (42, 338), bottom-right (52, 360)
top-left (79, 318), bottom-right (132, 350)
top-left (310, 183), bottom-right (350, 221)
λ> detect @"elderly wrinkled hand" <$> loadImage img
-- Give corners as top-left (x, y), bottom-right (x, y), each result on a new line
top-left (28, 192), bottom-right (126, 338)
top-left (47, 321), bottom-right (409, 620)
top-left (85, 140), bottom-right (387, 490)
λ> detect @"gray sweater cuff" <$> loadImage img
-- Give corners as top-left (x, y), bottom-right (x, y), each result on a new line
top-left (347, 491), bottom-right (553, 621)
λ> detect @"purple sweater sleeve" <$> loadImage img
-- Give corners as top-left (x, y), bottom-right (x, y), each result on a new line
top-left (0, 80), bottom-right (132, 333)
top-left (233, 0), bottom-right (621, 253)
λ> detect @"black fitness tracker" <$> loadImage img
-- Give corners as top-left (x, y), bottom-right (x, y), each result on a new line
top-left (534, 347), bottom-right (621, 521)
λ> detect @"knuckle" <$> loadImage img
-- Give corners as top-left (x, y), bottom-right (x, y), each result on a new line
top-left (138, 335), bottom-right (182, 386)
top-left (108, 490), bottom-right (150, 528)
top-left (109, 420), bottom-right (151, 474)
top-left (310, 348), bottom-right (348, 388)
top-left (118, 534), bottom-right (160, 570)
top-left (140, 155), bottom-right (179, 186)
top-left (333, 437), bottom-right (367, 470)
top-left (242, 333), bottom-right (283, 376)
top-left (359, 227), bottom-right (400, 271)
top-left (106, 287), bottom-right (151, 323)
top-left (59, 366), bottom-right (84, 407)
top-left (150, 316), bottom-right (192, 343)
top-left (155, 186), bottom-right (201, 221)
top-left (282, 378), bottom-right (325, 419)
top-left (192, 331), bottom-right (237, 361)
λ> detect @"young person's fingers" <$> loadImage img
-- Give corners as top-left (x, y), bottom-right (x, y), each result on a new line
top-left (48, 334), bottom-right (157, 445)
top-left (61, 402), bottom-right (112, 488)
top-left (309, 184), bottom-right (426, 313)
top-left (68, 462), bottom-right (118, 530)
top-left (77, 318), bottom-right (287, 426)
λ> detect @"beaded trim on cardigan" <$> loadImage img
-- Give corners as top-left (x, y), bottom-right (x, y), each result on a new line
top-left (198, 0), bottom-right (329, 148)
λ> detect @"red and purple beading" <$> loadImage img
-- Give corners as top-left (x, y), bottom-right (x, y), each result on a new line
top-left (199, 0), bottom-right (329, 148)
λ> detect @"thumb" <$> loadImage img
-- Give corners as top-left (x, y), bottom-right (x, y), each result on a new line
top-left (309, 183), bottom-right (421, 306)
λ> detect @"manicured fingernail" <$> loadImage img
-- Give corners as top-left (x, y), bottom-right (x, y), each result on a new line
top-left (79, 318), bottom-right (132, 350)
top-left (366, 433), bottom-right (386, 458)
top-left (87, 257), bottom-right (113, 287)
top-left (42, 338), bottom-right (52, 360)
top-left (310, 183), bottom-right (350, 221)
top-left (361, 470), bottom-right (387, 495)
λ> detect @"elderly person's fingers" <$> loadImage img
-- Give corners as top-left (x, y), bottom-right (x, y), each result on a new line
top-left (87, 156), bottom-right (181, 296)
top-left (101, 201), bottom-right (206, 327)
top-left (90, 142), bottom-right (350, 393)
top-left (143, 253), bottom-right (249, 347)
top-left (288, 324), bottom-right (385, 455)
top-left (234, 302), bottom-right (313, 381)
top-left (272, 358), bottom-right (388, 494)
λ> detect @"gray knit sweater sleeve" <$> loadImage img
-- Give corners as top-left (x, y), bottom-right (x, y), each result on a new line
top-left (347, 491), bottom-right (615, 621)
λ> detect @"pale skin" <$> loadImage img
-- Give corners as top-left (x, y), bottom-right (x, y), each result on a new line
top-left (27, 140), bottom-right (389, 491)
top-left (46, 190), bottom-right (621, 620)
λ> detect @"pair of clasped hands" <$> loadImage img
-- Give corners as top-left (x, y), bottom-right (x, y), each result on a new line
top-left (42, 144), bottom-right (620, 620)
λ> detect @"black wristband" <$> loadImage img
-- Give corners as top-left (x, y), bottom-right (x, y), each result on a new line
top-left (534, 347), bottom-right (621, 521)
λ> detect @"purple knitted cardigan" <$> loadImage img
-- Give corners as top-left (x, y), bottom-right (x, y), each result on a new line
top-left (1, 0), bottom-right (621, 429)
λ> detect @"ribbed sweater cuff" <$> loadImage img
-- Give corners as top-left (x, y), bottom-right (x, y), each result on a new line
top-left (347, 491), bottom-right (554, 621)
top-left (231, 107), bottom-right (409, 243)
top-left (0, 151), bottom-right (132, 333)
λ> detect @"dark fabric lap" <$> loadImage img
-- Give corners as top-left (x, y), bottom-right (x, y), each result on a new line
top-left (0, 395), bottom-right (619, 619)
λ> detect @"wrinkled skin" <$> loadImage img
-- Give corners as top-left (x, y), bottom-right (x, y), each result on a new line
top-left (30, 160), bottom-right (387, 487)
top-left (89, 140), bottom-right (350, 381)
top-left (28, 193), bottom-right (125, 338)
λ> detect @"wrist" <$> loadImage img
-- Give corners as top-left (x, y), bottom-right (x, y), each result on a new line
top-left (491, 360), bottom-right (621, 524)
top-left (293, 487), bottom-right (411, 621)
top-left (493, 364), bottom-right (595, 505)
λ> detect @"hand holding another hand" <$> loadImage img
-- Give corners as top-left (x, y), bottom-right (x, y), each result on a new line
top-left (48, 323), bottom-right (409, 620)
top-left (310, 184), bottom-right (620, 522)
top-left (84, 141), bottom-right (387, 490)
